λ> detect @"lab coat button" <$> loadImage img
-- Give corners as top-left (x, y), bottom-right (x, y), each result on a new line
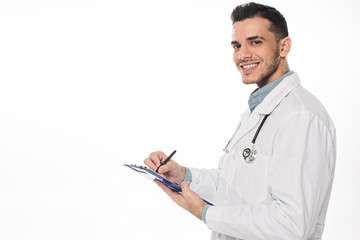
top-left (217, 233), bottom-right (221, 239)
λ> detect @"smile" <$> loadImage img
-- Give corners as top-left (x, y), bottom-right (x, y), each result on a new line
top-left (239, 62), bottom-right (259, 73)
top-left (242, 63), bottom-right (258, 69)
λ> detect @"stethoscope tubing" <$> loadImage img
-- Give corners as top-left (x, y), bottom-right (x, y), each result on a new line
top-left (224, 114), bottom-right (270, 162)
top-left (251, 114), bottom-right (269, 144)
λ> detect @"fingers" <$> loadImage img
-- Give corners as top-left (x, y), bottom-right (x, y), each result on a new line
top-left (156, 180), bottom-right (190, 205)
top-left (180, 181), bottom-right (197, 201)
top-left (156, 179), bottom-right (204, 219)
top-left (180, 181), bottom-right (203, 205)
top-left (154, 180), bottom-right (170, 193)
top-left (155, 180), bottom-right (182, 203)
top-left (144, 157), bottom-right (156, 171)
top-left (144, 151), bottom-right (166, 171)
top-left (144, 151), bottom-right (185, 184)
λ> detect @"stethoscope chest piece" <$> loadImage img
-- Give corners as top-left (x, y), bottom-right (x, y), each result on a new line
top-left (243, 145), bottom-right (256, 163)
top-left (242, 114), bottom-right (270, 163)
top-left (224, 114), bottom-right (269, 163)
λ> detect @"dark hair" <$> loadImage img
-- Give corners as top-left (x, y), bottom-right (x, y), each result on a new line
top-left (231, 2), bottom-right (288, 41)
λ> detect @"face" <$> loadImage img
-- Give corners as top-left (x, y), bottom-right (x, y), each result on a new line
top-left (231, 17), bottom-right (283, 88)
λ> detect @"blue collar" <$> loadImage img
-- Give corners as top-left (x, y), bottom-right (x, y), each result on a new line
top-left (248, 71), bottom-right (294, 112)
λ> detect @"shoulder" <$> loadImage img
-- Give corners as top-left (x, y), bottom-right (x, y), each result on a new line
top-left (273, 84), bottom-right (335, 134)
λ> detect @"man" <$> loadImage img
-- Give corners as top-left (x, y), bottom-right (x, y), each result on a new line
top-left (144, 2), bottom-right (336, 240)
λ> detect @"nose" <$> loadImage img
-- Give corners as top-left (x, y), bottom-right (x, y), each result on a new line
top-left (238, 45), bottom-right (252, 60)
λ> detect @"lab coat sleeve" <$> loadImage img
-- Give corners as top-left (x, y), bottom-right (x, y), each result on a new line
top-left (205, 110), bottom-right (336, 240)
top-left (187, 156), bottom-right (224, 203)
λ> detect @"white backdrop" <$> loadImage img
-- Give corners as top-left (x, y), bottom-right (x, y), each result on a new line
top-left (0, 0), bottom-right (359, 239)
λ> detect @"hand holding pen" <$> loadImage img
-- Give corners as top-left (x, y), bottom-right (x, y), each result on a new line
top-left (144, 150), bottom-right (186, 185)
top-left (156, 150), bottom-right (176, 173)
top-left (144, 150), bottom-right (213, 220)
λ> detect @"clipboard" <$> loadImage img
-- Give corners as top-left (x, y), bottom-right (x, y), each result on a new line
top-left (124, 164), bottom-right (214, 206)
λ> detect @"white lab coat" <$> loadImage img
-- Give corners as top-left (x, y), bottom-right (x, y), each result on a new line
top-left (189, 73), bottom-right (336, 240)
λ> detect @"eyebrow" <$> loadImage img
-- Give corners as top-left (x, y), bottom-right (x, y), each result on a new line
top-left (231, 36), bottom-right (265, 45)
top-left (246, 35), bottom-right (265, 41)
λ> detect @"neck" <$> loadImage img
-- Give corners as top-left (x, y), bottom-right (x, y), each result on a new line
top-left (257, 60), bottom-right (290, 88)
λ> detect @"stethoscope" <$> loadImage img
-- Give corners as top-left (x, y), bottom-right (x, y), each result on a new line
top-left (223, 114), bottom-right (270, 163)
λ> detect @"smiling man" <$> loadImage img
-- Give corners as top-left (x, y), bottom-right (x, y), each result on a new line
top-left (144, 3), bottom-right (336, 240)
top-left (231, 8), bottom-right (290, 88)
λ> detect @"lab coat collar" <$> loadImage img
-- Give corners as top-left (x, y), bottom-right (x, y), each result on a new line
top-left (240, 72), bottom-right (300, 117)
top-left (256, 72), bottom-right (301, 115)
top-left (232, 72), bottom-right (301, 149)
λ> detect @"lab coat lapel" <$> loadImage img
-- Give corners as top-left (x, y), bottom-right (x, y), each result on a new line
top-left (234, 110), bottom-right (261, 144)
top-left (229, 72), bottom-right (301, 150)
top-left (258, 72), bottom-right (301, 115)
top-left (228, 108), bottom-right (261, 152)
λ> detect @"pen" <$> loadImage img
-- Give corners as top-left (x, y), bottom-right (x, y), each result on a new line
top-left (156, 150), bottom-right (176, 173)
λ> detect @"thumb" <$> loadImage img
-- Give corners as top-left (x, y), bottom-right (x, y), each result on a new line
top-left (158, 162), bottom-right (171, 174)
top-left (181, 181), bottom-right (191, 194)
top-left (158, 160), bottom-right (176, 174)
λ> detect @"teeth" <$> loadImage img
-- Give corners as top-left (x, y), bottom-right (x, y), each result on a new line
top-left (241, 63), bottom-right (257, 69)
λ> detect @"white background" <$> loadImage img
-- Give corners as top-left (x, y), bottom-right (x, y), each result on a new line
top-left (0, 0), bottom-right (359, 239)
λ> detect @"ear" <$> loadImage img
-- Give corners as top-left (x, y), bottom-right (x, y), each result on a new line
top-left (279, 37), bottom-right (291, 57)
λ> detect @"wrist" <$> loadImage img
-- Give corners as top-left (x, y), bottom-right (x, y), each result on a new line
top-left (197, 201), bottom-right (207, 220)
top-left (178, 166), bottom-right (187, 184)
top-left (182, 166), bottom-right (187, 181)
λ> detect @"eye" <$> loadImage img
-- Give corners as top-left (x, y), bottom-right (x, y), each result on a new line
top-left (251, 41), bottom-right (262, 45)
top-left (232, 44), bottom-right (241, 49)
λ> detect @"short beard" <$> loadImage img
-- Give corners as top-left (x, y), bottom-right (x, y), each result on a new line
top-left (241, 46), bottom-right (281, 87)
top-left (256, 52), bottom-right (280, 87)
